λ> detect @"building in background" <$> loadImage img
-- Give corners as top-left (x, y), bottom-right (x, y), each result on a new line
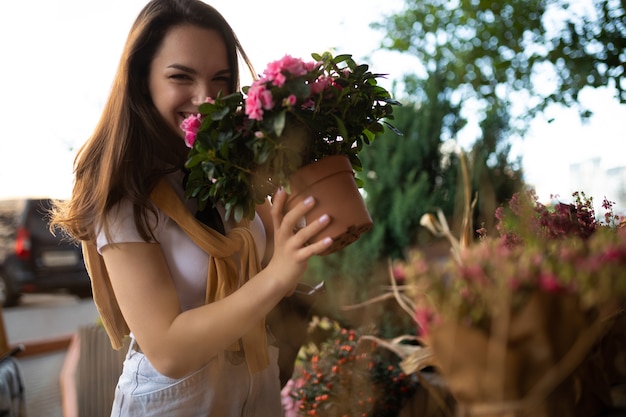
top-left (569, 158), bottom-right (626, 216)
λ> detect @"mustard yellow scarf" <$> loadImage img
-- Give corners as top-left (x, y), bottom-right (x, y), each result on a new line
top-left (82, 178), bottom-right (269, 374)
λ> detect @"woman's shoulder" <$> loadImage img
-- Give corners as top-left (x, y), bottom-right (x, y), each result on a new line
top-left (96, 197), bottom-right (165, 253)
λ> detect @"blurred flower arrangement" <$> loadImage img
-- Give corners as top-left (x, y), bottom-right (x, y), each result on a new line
top-left (411, 190), bottom-right (625, 337)
top-left (181, 52), bottom-right (400, 222)
top-left (386, 185), bottom-right (626, 417)
top-left (281, 316), bottom-right (418, 417)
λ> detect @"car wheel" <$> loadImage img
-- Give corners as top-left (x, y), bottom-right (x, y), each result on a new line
top-left (0, 272), bottom-right (21, 307)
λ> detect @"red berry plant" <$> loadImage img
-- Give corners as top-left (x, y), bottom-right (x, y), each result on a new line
top-left (283, 317), bottom-right (418, 417)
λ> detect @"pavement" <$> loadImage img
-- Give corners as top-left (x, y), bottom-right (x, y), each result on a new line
top-left (3, 294), bottom-right (100, 417)
top-left (18, 351), bottom-right (68, 417)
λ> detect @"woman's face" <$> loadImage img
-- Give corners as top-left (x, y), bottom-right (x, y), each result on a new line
top-left (149, 24), bottom-right (232, 139)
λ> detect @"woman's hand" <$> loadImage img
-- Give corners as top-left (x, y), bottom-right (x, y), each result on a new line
top-left (266, 188), bottom-right (332, 295)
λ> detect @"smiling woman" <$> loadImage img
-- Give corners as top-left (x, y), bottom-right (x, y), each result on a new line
top-left (148, 25), bottom-right (233, 135)
top-left (3, 0), bottom-right (622, 205)
top-left (0, 0), bottom-right (404, 200)
top-left (45, 0), bottom-right (337, 415)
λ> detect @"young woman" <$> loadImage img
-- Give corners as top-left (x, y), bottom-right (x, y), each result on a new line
top-left (50, 0), bottom-right (332, 415)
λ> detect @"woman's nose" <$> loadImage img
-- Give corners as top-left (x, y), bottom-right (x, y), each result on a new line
top-left (191, 95), bottom-right (208, 106)
top-left (191, 86), bottom-right (213, 106)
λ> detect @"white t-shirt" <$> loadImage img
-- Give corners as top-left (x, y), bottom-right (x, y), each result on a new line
top-left (98, 175), bottom-right (282, 416)
top-left (96, 173), bottom-right (267, 311)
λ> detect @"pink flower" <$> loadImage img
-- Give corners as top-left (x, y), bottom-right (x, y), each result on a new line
top-left (460, 264), bottom-right (488, 285)
top-left (264, 54), bottom-right (311, 84)
top-left (272, 72), bottom-right (287, 87)
top-left (508, 277), bottom-right (521, 290)
top-left (310, 75), bottom-right (332, 95)
top-left (414, 307), bottom-right (438, 338)
top-left (245, 84), bottom-right (266, 120)
top-left (281, 378), bottom-right (304, 417)
top-left (600, 246), bottom-right (626, 262)
top-left (539, 273), bottom-right (563, 293)
top-left (243, 55), bottom-right (328, 124)
top-left (180, 113), bottom-right (202, 147)
top-left (283, 94), bottom-right (297, 107)
top-left (301, 98), bottom-right (316, 110)
top-left (245, 81), bottom-right (275, 120)
top-left (392, 263), bottom-right (406, 284)
top-left (260, 89), bottom-right (274, 110)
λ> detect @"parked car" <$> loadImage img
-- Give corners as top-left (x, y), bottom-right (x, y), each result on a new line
top-left (0, 198), bottom-right (92, 306)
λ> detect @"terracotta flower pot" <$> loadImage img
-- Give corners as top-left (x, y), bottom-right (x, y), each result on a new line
top-left (284, 155), bottom-right (373, 255)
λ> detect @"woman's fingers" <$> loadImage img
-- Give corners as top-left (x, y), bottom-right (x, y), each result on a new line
top-left (270, 188), bottom-right (287, 225)
top-left (270, 188), bottom-right (332, 254)
top-left (295, 213), bottom-right (331, 245)
top-left (270, 188), bottom-right (313, 234)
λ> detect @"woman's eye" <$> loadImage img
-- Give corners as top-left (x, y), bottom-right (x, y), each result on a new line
top-left (169, 74), bottom-right (192, 81)
top-left (214, 76), bottom-right (231, 84)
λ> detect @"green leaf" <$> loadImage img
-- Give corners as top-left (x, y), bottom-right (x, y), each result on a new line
top-left (273, 111), bottom-right (286, 137)
top-left (185, 153), bottom-right (206, 168)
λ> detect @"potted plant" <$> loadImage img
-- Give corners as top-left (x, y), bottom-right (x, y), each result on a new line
top-left (382, 189), bottom-right (626, 417)
top-left (280, 316), bottom-right (420, 417)
top-left (181, 52), bottom-right (401, 254)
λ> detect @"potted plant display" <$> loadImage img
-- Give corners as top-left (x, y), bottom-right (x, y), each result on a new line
top-left (386, 189), bottom-right (626, 417)
top-left (181, 52), bottom-right (401, 254)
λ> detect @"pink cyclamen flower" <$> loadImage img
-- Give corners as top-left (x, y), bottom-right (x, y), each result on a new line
top-left (180, 113), bottom-right (202, 148)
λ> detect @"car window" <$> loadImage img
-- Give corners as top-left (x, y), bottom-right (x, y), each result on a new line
top-left (0, 199), bottom-right (24, 259)
top-left (25, 200), bottom-right (54, 239)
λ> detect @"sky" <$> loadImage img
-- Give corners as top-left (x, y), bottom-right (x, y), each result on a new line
top-left (1, 0), bottom-right (625, 209)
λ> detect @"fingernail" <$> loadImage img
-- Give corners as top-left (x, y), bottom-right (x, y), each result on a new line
top-left (318, 214), bottom-right (329, 224)
top-left (322, 237), bottom-right (333, 245)
top-left (304, 196), bottom-right (314, 205)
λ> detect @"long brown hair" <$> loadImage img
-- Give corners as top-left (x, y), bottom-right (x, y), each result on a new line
top-left (50, 0), bottom-right (254, 242)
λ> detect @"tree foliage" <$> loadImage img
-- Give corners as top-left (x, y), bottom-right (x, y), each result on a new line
top-left (302, 0), bottom-right (620, 332)
top-left (302, 99), bottom-right (460, 337)
top-left (373, 0), bottom-right (625, 127)
top-left (357, 101), bottom-right (459, 260)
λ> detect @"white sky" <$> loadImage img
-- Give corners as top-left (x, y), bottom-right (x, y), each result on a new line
top-left (1, 0), bottom-right (625, 208)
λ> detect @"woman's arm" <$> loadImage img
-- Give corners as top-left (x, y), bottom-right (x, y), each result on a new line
top-left (101, 188), bottom-right (331, 378)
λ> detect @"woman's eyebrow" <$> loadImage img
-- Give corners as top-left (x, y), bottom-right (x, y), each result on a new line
top-left (166, 64), bottom-right (232, 77)
top-left (167, 63), bottom-right (197, 73)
